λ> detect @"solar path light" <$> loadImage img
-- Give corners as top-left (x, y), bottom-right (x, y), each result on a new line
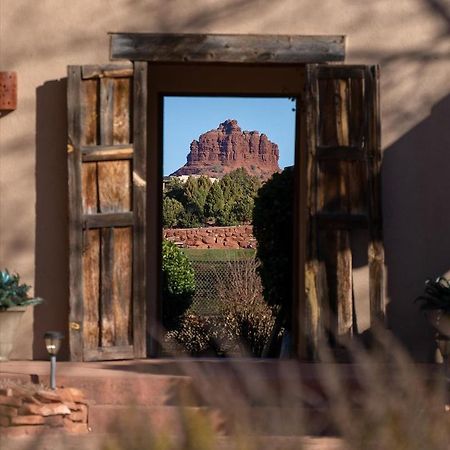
top-left (44, 331), bottom-right (64, 390)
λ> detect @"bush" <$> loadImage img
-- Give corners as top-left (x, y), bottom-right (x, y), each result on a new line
top-left (162, 240), bottom-right (196, 330)
top-left (253, 167), bottom-right (294, 328)
top-left (216, 257), bottom-right (278, 356)
top-left (168, 257), bottom-right (278, 357)
top-left (162, 197), bottom-right (184, 228)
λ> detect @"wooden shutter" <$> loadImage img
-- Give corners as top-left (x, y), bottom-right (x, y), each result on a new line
top-left (67, 62), bottom-right (147, 361)
top-left (303, 65), bottom-right (383, 357)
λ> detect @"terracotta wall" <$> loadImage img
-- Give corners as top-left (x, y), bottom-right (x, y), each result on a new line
top-left (1, 0), bottom-right (449, 360)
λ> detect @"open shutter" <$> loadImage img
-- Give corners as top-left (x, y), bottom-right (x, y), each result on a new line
top-left (303, 64), bottom-right (383, 356)
top-left (67, 63), bottom-right (147, 361)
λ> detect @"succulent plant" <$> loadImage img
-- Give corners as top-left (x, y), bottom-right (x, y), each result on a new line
top-left (0, 269), bottom-right (43, 310)
top-left (415, 277), bottom-right (450, 314)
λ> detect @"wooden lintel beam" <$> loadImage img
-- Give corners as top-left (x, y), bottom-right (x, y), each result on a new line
top-left (110, 33), bottom-right (346, 64)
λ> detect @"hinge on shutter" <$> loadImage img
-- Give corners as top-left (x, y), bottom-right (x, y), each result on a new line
top-left (69, 321), bottom-right (81, 331)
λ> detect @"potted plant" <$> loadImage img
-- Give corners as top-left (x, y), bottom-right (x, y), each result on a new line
top-left (0, 269), bottom-right (43, 360)
top-left (416, 277), bottom-right (450, 337)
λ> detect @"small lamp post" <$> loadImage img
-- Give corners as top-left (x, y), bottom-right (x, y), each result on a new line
top-left (44, 331), bottom-right (64, 390)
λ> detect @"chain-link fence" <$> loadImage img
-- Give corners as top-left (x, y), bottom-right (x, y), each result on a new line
top-left (189, 260), bottom-right (250, 315)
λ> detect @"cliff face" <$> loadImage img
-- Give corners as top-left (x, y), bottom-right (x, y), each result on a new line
top-left (171, 119), bottom-right (280, 180)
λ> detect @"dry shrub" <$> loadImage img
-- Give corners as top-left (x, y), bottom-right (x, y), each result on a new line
top-left (167, 256), bottom-right (278, 357)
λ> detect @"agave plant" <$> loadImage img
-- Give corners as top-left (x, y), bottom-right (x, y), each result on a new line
top-left (415, 276), bottom-right (450, 313)
top-left (0, 269), bottom-right (43, 310)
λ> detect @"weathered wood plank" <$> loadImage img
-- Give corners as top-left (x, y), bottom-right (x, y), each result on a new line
top-left (100, 78), bottom-right (114, 145)
top-left (132, 61), bottom-right (147, 358)
top-left (82, 63), bottom-right (133, 79)
top-left (83, 212), bottom-right (134, 229)
top-left (335, 231), bottom-right (353, 336)
top-left (100, 228), bottom-right (115, 347)
top-left (110, 33), bottom-right (346, 64)
top-left (82, 145), bottom-right (133, 162)
top-left (315, 213), bottom-right (368, 229)
top-left (112, 78), bottom-right (131, 144)
top-left (317, 66), bottom-right (365, 79)
top-left (301, 64), bottom-right (320, 359)
top-left (67, 66), bottom-right (84, 362)
top-left (83, 345), bottom-right (134, 361)
top-left (82, 229), bottom-right (100, 350)
top-left (367, 65), bottom-right (385, 325)
top-left (316, 146), bottom-right (366, 161)
top-left (97, 161), bottom-right (131, 213)
top-left (112, 227), bottom-right (132, 346)
top-left (81, 163), bottom-right (98, 214)
top-left (80, 79), bottom-right (98, 146)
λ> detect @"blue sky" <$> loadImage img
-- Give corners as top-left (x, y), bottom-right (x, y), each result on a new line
top-left (163, 96), bottom-right (296, 176)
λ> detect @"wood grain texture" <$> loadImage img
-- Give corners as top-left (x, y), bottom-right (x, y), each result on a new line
top-left (83, 345), bottom-right (134, 361)
top-left (110, 33), bottom-right (346, 64)
top-left (82, 144), bottom-right (133, 162)
top-left (335, 231), bottom-right (353, 336)
top-left (81, 163), bottom-right (98, 214)
top-left (100, 228), bottom-right (115, 347)
top-left (80, 79), bottom-right (98, 146)
top-left (82, 63), bottom-right (133, 79)
top-left (113, 78), bottom-right (131, 144)
top-left (100, 78), bottom-right (114, 145)
top-left (112, 227), bottom-right (132, 346)
top-left (98, 161), bottom-right (131, 213)
top-left (67, 65), bottom-right (84, 361)
top-left (82, 229), bottom-right (100, 350)
top-left (83, 212), bottom-right (133, 228)
top-left (367, 65), bottom-right (385, 325)
top-left (132, 61), bottom-right (147, 358)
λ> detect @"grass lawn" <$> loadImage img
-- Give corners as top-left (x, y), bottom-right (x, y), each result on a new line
top-left (182, 248), bottom-right (256, 261)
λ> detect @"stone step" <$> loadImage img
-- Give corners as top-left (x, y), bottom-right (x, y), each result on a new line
top-left (54, 374), bottom-right (198, 407)
top-left (88, 404), bottom-right (226, 435)
top-left (87, 403), bottom-right (333, 436)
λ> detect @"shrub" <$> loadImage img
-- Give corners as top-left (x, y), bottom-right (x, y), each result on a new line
top-left (162, 197), bottom-right (184, 228)
top-left (168, 257), bottom-right (278, 357)
top-left (162, 240), bottom-right (196, 330)
top-left (216, 257), bottom-right (278, 356)
top-left (252, 167), bottom-right (294, 328)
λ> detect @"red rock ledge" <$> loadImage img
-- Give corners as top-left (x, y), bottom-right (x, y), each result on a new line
top-left (0, 385), bottom-right (90, 437)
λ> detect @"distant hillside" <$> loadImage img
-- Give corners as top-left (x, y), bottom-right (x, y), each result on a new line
top-left (171, 119), bottom-right (281, 181)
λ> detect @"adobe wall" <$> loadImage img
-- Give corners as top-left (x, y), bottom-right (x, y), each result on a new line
top-left (164, 226), bottom-right (256, 249)
top-left (1, 0), bottom-right (449, 360)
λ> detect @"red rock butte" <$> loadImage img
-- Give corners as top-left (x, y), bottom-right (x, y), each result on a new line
top-left (171, 119), bottom-right (281, 180)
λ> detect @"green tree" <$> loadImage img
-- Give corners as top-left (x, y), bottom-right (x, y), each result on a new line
top-left (204, 181), bottom-right (225, 222)
top-left (252, 167), bottom-right (294, 329)
top-left (219, 168), bottom-right (260, 225)
top-left (183, 176), bottom-right (212, 224)
top-left (162, 240), bottom-right (196, 330)
top-left (162, 197), bottom-right (184, 228)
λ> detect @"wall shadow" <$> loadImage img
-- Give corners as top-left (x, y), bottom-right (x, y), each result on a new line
top-left (34, 79), bottom-right (70, 360)
top-left (383, 94), bottom-right (450, 361)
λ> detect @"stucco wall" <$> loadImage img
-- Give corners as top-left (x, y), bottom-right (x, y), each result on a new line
top-left (0, 0), bottom-right (449, 360)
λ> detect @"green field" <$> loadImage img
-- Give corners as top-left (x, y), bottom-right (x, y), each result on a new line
top-left (181, 248), bottom-right (256, 261)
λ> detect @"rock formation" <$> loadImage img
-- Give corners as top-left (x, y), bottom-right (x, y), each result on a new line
top-left (171, 119), bottom-right (280, 180)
